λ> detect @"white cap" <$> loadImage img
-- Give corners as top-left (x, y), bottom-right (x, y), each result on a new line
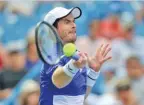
top-left (44, 7), bottom-right (82, 25)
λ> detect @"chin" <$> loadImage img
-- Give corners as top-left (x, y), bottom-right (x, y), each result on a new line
top-left (70, 36), bottom-right (77, 43)
top-left (63, 33), bottom-right (77, 44)
top-left (65, 40), bottom-right (75, 44)
top-left (64, 38), bottom-right (76, 44)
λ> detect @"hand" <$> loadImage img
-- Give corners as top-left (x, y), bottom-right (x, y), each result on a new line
top-left (88, 43), bottom-right (112, 72)
top-left (73, 52), bottom-right (87, 68)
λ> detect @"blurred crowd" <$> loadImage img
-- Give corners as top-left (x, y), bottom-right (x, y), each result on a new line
top-left (0, 1), bottom-right (144, 105)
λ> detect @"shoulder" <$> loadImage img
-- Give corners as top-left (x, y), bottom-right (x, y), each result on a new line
top-left (41, 55), bottom-right (71, 74)
top-left (43, 55), bottom-right (70, 68)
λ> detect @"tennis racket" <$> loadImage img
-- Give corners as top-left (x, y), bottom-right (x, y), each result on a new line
top-left (35, 20), bottom-right (80, 65)
top-left (35, 21), bottom-right (64, 65)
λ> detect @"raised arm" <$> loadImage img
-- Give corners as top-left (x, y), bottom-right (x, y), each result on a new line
top-left (85, 43), bottom-right (112, 99)
top-left (52, 53), bottom-right (87, 88)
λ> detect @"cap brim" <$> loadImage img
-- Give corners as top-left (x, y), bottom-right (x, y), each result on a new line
top-left (70, 7), bottom-right (82, 19)
top-left (60, 7), bottom-right (82, 19)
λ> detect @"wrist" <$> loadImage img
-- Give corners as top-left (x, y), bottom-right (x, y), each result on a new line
top-left (86, 67), bottom-right (100, 87)
top-left (63, 59), bottom-right (79, 77)
top-left (89, 64), bottom-right (100, 72)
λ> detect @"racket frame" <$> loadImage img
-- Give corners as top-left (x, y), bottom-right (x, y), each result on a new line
top-left (35, 21), bottom-right (63, 65)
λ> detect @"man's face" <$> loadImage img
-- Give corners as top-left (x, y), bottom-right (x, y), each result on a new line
top-left (57, 13), bottom-right (76, 44)
top-left (89, 20), bottom-right (100, 38)
top-left (8, 52), bottom-right (25, 70)
top-left (126, 59), bottom-right (143, 79)
top-left (118, 89), bottom-right (132, 103)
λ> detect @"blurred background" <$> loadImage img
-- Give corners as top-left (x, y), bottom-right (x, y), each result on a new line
top-left (0, 1), bottom-right (144, 105)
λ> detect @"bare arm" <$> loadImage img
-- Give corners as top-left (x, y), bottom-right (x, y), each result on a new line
top-left (52, 54), bottom-right (87, 88)
top-left (84, 69), bottom-right (100, 100)
top-left (84, 43), bottom-right (112, 99)
top-left (84, 86), bottom-right (92, 99)
top-left (52, 66), bottom-right (74, 88)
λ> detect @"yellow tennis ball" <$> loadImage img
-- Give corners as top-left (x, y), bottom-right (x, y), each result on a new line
top-left (63, 43), bottom-right (76, 57)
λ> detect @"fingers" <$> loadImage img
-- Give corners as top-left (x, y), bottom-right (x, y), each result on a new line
top-left (84, 52), bottom-right (88, 57)
top-left (99, 43), bottom-right (111, 57)
top-left (102, 56), bottom-right (112, 63)
top-left (95, 43), bottom-right (112, 64)
top-left (101, 44), bottom-right (112, 63)
top-left (76, 52), bottom-right (88, 68)
top-left (96, 44), bottom-right (103, 56)
top-left (103, 47), bottom-right (111, 57)
top-left (80, 53), bottom-right (87, 64)
top-left (101, 44), bottom-right (109, 56)
top-left (77, 53), bottom-right (84, 63)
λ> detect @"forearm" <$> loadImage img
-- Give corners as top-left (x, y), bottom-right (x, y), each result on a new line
top-left (52, 66), bottom-right (73, 88)
top-left (85, 67), bottom-right (100, 100)
top-left (84, 86), bottom-right (92, 100)
top-left (52, 59), bottom-right (79, 88)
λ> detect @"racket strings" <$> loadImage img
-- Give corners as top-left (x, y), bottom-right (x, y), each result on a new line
top-left (36, 21), bottom-right (63, 64)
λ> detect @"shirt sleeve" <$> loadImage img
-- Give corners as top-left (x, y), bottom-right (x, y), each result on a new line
top-left (42, 56), bottom-right (68, 75)
top-left (40, 56), bottom-right (70, 88)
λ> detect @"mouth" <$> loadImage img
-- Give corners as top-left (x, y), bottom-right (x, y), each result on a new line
top-left (69, 30), bottom-right (76, 34)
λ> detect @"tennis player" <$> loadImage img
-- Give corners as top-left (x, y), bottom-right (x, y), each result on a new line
top-left (39, 7), bottom-right (111, 105)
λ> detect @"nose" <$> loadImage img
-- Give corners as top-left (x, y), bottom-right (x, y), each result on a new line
top-left (72, 22), bottom-right (76, 29)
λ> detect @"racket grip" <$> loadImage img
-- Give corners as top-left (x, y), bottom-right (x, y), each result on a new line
top-left (72, 52), bottom-right (80, 61)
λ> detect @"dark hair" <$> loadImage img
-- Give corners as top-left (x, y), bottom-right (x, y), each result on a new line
top-left (53, 13), bottom-right (71, 28)
top-left (126, 56), bottom-right (141, 66)
top-left (8, 51), bottom-right (20, 55)
top-left (53, 18), bottom-right (60, 28)
top-left (116, 80), bottom-right (131, 92)
top-left (116, 84), bottom-right (131, 92)
top-left (126, 56), bottom-right (140, 62)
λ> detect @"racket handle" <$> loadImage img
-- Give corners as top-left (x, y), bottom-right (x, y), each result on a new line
top-left (72, 51), bottom-right (80, 61)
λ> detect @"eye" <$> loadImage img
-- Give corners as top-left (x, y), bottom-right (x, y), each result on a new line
top-left (64, 19), bottom-right (70, 24)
